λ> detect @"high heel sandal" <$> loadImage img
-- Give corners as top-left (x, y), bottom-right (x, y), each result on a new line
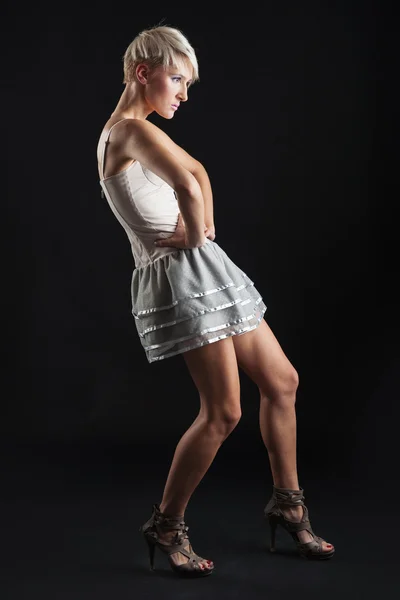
top-left (264, 485), bottom-right (335, 560)
top-left (139, 503), bottom-right (214, 577)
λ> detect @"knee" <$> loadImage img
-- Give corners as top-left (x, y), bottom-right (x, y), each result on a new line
top-left (202, 407), bottom-right (242, 437)
top-left (287, 368), bottom-right (300, 394)
top-left (212, 414), bottom-right (241, 437)
top-left (261, 368), bottom-right (299, 405)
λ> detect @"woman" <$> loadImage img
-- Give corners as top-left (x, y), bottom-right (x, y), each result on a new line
top-left (97, 25), bottom-right (335, 578)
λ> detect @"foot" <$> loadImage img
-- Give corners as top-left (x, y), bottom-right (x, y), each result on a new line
top-left (280, 505), bottom-right (334, 553)
top-left (154, 522), bottom-right (214, 571)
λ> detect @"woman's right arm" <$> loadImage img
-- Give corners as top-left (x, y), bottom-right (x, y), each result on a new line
top-left (123, 119), bottom-right (206, 247)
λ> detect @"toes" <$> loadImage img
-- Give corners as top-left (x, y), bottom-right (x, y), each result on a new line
top-left (316, 536), bottom-right (334, 552)
top-left (323, 543), bottom-right (334, 552)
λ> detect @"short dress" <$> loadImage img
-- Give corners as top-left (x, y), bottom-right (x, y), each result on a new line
top-left (99, 119), bottom-right (267, 363)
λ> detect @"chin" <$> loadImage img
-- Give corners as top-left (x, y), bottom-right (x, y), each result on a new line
top-left (155, 107), bottom-right (175, 120)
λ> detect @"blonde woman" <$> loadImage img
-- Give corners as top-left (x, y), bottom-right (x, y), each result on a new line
top-left (97, 25), bottom-right (335, 578)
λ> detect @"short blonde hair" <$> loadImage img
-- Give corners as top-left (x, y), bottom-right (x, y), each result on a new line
top-left (123, 25), bottom-right (199, 84)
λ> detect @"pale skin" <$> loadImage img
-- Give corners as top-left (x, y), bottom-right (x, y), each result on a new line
top-left (97, 57), bottom-right (334, 570)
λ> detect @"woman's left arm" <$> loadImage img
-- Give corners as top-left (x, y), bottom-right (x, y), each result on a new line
top-left (192, 163), bottom-right (215, 238)
top-left (147, 125), bottom-right (215, 238)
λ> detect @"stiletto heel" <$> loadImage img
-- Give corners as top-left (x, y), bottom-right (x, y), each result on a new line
top-left (145, 536), bottom-right (156, 570)
top-left (269, 516), bottom-right (278, 553)
top-left (264, 486), bottom-right (335, 560)
top-left (139, 503), bottom-right (214, 577)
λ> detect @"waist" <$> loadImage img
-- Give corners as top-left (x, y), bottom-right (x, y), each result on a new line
top-left (132, 237), bottom-right (213, 269)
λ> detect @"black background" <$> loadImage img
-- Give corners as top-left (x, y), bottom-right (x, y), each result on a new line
top-left (2, 1), bottom-right (397, 598)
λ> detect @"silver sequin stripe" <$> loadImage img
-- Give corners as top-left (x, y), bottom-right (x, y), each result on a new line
top-left (147, 305), bottom-right (267, 362)
top-left (143, 296), bottom-right (264, 351)
top-left (139, 297), bottom-right (253, 337)
top-left (132, 277), bottom-right (254, 317)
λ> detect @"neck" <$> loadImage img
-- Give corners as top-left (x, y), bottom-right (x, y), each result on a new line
top-left (111, 82), bottom-right (152, 121)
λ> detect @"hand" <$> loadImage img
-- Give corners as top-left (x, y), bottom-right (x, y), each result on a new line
top-left (204, 224), bottom-right (216, 241)
top-left (153, 213), bottom-right (207, 249)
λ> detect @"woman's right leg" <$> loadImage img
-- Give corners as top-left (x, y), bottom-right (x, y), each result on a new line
top-left (157, 336), bottom-right (241, 567)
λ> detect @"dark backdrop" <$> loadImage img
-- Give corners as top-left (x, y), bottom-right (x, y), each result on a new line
top-left (3, 2), bottom-right (394, 485)
top-left (3, 2), bottom-right (398, 598)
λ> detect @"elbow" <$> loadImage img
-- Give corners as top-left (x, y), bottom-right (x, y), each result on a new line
top-left (174, 172), bottom-right (201, 198)
top-left (192, 159), bottom-right (203, 175)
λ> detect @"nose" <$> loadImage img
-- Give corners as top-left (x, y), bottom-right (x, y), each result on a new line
top-left (177, 85), bottom-right (188, 102)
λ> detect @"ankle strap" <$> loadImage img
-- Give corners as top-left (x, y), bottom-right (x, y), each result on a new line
top-left (273, 486), bottom-right (305, 506)
top-left (153, 503), bottom-right (185, 526)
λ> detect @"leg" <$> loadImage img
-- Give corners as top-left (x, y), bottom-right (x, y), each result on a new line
top-left (157, 336), bottom-right (241, 567)
top-left (233, 319), bottom-right (299, 489)
top-left (232, 319), bottom-right (334, 553)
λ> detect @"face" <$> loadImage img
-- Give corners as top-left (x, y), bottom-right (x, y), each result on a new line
top-left (138, 58), bottom-right (193, 119)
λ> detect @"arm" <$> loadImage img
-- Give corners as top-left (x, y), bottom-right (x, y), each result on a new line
top-left (174, 180), bottom-right (206, 247)
top-left (137, 123), bottom-right (215, 236)
top-left (192, 163), bottom-right (214, 230)
top-left (124, 119), bottom-right (206, 247)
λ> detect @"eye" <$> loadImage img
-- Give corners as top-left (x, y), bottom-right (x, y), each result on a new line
top-left (172, 77), bottom-right (182, 83)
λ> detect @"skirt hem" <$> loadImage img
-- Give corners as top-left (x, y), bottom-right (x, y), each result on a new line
top-left (147, 304), bottom-right (267, 363)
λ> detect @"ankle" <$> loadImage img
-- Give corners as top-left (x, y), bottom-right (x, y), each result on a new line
top-left (273, 482), bottom-right (301, 491)
top-left (159, 502), bottom-right (185, 518)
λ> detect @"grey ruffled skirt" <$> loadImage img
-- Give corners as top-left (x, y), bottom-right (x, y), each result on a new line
top-left (131, 241), bottom-right (267, 363)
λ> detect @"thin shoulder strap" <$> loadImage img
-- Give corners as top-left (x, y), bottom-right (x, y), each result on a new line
top-left (99, 118), bottom-right (127, 180)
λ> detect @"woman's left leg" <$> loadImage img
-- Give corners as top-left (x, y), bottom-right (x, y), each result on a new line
top-left (232, 318), bottom-right (334, 553)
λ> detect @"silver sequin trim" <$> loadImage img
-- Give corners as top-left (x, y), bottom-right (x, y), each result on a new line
top-left (133, 281), bottom-right (238, 317)
top-left (147, 304), bottom-right (267, 362)
top-left (139, 296), bottom-right (253, 336)
top-left (143, 296), bottom-right (264, 350)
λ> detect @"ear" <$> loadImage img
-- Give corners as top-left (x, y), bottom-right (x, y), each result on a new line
top-left (136, 63), bottom-right (149, 84)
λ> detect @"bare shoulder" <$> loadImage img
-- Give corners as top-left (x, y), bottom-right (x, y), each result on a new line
top-left (124, 119), bottom-right (202, 175)
top-left (122, 117), bottom-right (162, 142)
top-left (102, 118), bottom-right (196, 191)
